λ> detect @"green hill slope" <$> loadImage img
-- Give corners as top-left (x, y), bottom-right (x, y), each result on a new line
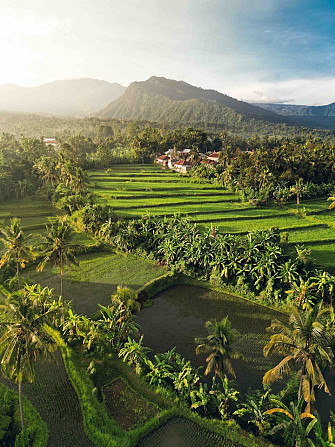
top-left (255, 102), bottom-right (335, 130)
top-left (99, 76), bottom-right (291, 127)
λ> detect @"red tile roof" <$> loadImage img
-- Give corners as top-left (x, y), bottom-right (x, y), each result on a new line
top-left (208, 152), bottom-right (220, 158)
top-left (174, 159), bottom-right (192, 166)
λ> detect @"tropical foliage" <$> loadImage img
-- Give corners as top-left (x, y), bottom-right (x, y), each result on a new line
top-left (194, 317), bottom-right (243, 379)
top-left (0, 285), bottom-right (60, 429)
top-left (0, 218), bottom-right (35, 289)
top-left (37, 216), bottom-right (79, 320)
top-left (263, 302), bottom-right (335, 413)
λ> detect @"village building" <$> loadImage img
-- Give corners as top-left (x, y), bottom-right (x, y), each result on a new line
top-left (168, 158), bottom-right (178, 169)
top-left (207, 151), bottom-right (221, 163)
top-left (173, 159), bottom-right (193, 174)
top-left (43, 138), bottom-right (59, 150)
top-left (155, 154), bottom-right (169, 167)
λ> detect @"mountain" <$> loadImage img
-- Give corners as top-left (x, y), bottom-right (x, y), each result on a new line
top-left (99, 76), bottom-right (291, 128)
top-left (254, 103), bottom-right (335, 130)
top-left (0, 79), bottom-right (126, 117)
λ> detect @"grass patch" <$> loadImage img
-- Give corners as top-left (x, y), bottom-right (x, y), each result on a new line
top-left (137, 417), bottom-right (239, 447)
top-left (103, 378), bottom-right (158, 431)
top-left (23, 251), bottom-right (166, 315)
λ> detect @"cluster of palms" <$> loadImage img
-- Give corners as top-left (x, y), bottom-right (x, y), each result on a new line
top-left (98, 214), bottom-right (335, 306)
top-left (0, 285), bottom-right (61, 431)
top-left (0, 216), bottom-right (79, 320)
top-left (0, 217), bottom-right (141, 439)
top-left (193, 304), bottom-right (335, 446)
top-left (0, 216), bottom-right (81, 437)
top-left (34, 151), bottom-right (92, 215)
top-left (34, 152), bottom-right (88, 192)
top-left (211, 135), bottom-right (335, 205)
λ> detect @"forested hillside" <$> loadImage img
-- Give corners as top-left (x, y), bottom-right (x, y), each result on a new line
top-left (255, 102), bottom-right (335, 130)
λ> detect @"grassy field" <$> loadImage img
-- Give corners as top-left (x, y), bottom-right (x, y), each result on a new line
top-left (89, 165), bottom-right (335, 268)
top-left (23, 251), bottom-right (166, 315)
top-left (137, 417), bottom-right (234, 447)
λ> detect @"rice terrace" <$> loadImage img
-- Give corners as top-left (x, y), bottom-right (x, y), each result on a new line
top-left (90, 164), bottom-right (335, 269)
top-left (3, 2), bottom-right (335, 444)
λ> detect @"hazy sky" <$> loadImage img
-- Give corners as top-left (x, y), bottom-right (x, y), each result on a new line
top-left (1, 0), bottom-right (334, 105)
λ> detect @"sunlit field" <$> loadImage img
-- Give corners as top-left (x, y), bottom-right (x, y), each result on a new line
top-left (89, 165), bottom-right (335, 269)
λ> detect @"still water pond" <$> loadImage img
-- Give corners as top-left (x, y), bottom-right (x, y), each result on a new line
top-left (136, 284), bottom-right (286, 394)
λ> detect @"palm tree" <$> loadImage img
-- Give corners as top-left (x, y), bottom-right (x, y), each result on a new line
top-left (266, 399), bottom-right (317, 447)
top-left (263, 302), bottom-right (335, 413)
top-left (290, 178), bottom-right (306, 212)
top-left (0, 285), bottom-right (60, 429)
top-left (195, 317), bottom-right (243, 381)
top-left (37, 216), bottom-right (79, 320)
top-left (0, 218), bottom-right (35, 289)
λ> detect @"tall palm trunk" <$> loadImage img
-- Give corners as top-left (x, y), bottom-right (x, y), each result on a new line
top-left (60, 261), bottom-right (65, 321)
top-left (17, 347), bottom-right (24, 429)
top-left (16, 261), bottom-right (21, 289)
top-left (18, 381), bottom-right (25, 429)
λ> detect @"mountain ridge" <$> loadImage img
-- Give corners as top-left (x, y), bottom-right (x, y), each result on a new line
top-left (254, 102), bottom-right (335, 129)
top-left (99, 76), bottom-right (292, 128)
top-left (0, 78), bottom-right (126, 117)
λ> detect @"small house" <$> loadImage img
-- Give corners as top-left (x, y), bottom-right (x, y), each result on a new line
top-left (155, 154), bottom-right (169, 167)
top-left (173, 159), bottom-right (193, 174)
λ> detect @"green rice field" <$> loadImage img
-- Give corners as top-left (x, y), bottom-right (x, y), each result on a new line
top-left (24, 251), bottom-right (166, 315)
top-left (137, 417), bottom-right (236, 447)
top-left (89, 165), bottom-right (335, 269)
top-left (136, 284), bottom-right (286, 395)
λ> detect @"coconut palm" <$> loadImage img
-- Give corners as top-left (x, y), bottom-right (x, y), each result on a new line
top-left (0, 218), bottom-right (35, 289)
top-left (290, 178), bottom-right (307, 212)
top-left (195, 317), bottom-right (243, 380)
top-left (263, 302), bottom-right (335, 413)
top-left (0, 285), bottom-right (60, 429)
top-left (37, 216), bottom-right (79, 320)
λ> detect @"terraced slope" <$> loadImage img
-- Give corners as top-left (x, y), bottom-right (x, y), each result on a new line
top-left (0, 198), bottom-right (94, 254)
top-left (0, 350), bottom-right (93, 447)
top-left (89, 165), bottom-right (335, 268)
top-left (137, 417), bottom-right (240, 447)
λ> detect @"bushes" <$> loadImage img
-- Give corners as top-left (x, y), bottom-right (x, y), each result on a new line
top-left (136, 272), bottom-right (180, 299)
top-left (0, 383), bottom-right (48, 447)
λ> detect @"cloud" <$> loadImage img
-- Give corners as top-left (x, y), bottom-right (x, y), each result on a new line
top-left (251, 91), bottom-right (294, 104)
top-left (225, 78), bottom-right (335, 106)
